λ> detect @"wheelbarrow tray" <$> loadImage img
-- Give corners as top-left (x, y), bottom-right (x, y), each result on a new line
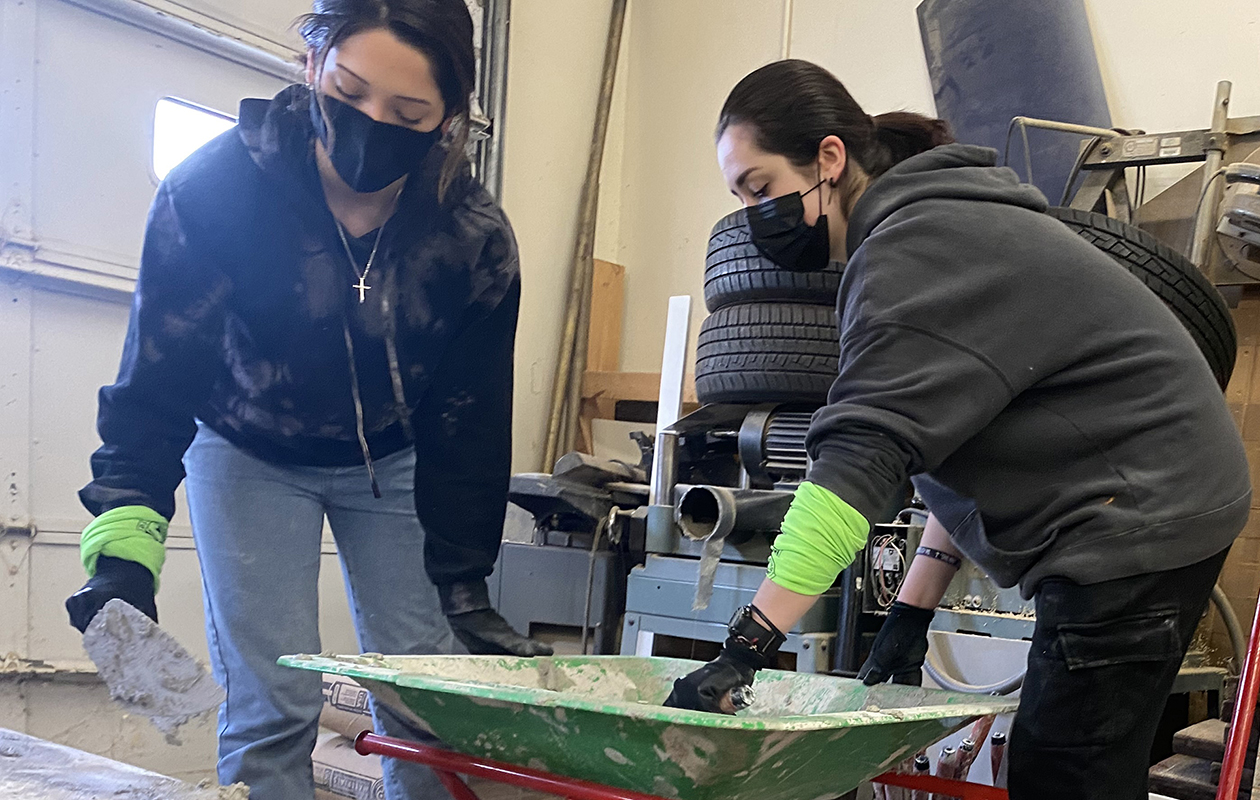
top-left (280, 654), bottom-right (1016, 800)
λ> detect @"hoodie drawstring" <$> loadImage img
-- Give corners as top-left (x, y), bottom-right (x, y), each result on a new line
top-left (379, 267), bottom-right (415, 444)
top-left (340, 263), bottom-right (413, 501)
top-left (341, 320), bottom-right (381, 499)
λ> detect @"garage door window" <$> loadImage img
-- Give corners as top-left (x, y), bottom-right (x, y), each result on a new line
top-left (152, 97), bottom-right (236, 181)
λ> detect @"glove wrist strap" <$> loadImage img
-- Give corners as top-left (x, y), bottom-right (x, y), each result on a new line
top-left (728, 604), bottom-right (787, 659)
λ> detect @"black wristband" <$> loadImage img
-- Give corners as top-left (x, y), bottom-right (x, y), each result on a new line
top-left (915, 546), bottom-right (962, 569)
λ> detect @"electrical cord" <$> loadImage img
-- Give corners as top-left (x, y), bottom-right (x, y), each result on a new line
top-left (869, 532), bottom-right (906, 609)
top-left (580, 507), bottom-right (626, 655)
top-left (579, 513), bottom-right (607, 655)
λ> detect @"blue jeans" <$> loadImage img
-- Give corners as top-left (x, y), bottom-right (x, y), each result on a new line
top-left (184, 423), bottom-right (454, 799)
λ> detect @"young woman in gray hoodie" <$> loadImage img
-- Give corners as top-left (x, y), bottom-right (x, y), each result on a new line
top-left (666, 59), bottom-right (1249, 800)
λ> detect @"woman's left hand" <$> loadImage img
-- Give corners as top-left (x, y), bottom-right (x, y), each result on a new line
top-left (447, 607), bottom-right (554, 656)
top-left (438, 579), bottom-right (554, 656)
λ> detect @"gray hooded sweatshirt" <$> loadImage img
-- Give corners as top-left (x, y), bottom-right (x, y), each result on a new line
top-left (806, 143), bottom-right (1249, 598)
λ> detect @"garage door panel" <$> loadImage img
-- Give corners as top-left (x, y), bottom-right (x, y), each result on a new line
top-left (28, 289), bottom-right (132, 530)
top-left (32, 0), bottom-right (289, 264)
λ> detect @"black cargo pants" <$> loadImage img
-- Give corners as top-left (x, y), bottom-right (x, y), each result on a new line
top-left (1007, 547), bottom-right (1231, 800)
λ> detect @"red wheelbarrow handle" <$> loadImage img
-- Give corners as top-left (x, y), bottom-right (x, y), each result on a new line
top-left (355, 731), bottom-right (670, 800)
top-left (1217, 592), bottom-right (1260, 800)
top-left (356, 731), bottom-right (1010, 800)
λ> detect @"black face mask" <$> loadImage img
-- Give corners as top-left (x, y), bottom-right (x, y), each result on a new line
top-left (311, 93), bottom-right (442, 193)
top-left (745, 179), bottom-right (831, 272)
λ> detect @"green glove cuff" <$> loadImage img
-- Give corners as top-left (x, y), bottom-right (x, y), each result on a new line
top-left (81, 505), bottom-right (169, 592)
top-left (767, 481), bottom-right (870, 596)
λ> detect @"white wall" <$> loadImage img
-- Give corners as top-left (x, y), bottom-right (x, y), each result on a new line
top-left (608, 0), bottom-right (787, 372)
top-left (498, 0), bottom-right (628, 470)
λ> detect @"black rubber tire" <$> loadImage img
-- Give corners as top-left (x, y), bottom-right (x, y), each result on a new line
top-left (704, 208), bottom-right (844, 312)
top-left (1047, 206), bottom-right (1236, 389)
top-left (695, 303), bottom-right (839, 404)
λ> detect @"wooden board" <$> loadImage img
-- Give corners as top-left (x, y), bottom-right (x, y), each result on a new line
top-left (583, 370), bottom-right (697, 405)
top-left (587, 260), bottom-right (625, 372)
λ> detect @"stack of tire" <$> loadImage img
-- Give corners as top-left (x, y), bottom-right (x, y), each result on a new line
top-left (693, 206), bottom-right (1237, 407)
top-left (695, 208), bottom-right (845, 405)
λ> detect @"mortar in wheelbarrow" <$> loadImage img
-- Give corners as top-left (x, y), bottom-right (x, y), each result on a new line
top-left (280, 654), bottom-right (1016, 800)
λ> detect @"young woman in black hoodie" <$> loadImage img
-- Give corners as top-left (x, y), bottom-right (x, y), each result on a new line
top-left (666, 59), bottom-right (1249, 800)
top-left (66, 1), bottom-right (547, 796)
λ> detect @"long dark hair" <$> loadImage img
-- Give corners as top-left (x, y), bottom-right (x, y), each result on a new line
top-left (717, 59), bottom-right (953, 184)
top-left (296, 0), bottom-right (476, 201)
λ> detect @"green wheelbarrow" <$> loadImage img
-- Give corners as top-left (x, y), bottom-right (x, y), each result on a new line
top-left (280, 654), bottom-right (1017, 800)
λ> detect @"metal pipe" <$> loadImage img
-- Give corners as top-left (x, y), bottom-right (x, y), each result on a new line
top-left (356, 732), bottom-right (667, 800)
top-left (477, 0), bottom-right (511, 200)
top-left (1217, 590), bottom-right (1260, 800)
top-left (674, 485), bottom-right (793, 545)
top-left (564, 249), bottom-right (594, 453)
top-left (542, 0), bottom-right (628, 470)
top-left (1191, 81), bottom-right (1233, 267)
top-left (1009, 116), bottom-right (1123, 140)
top-left (1213, 583), bottom-right (1248, 672)
top-left (647, 431), bottom-right (678, 506)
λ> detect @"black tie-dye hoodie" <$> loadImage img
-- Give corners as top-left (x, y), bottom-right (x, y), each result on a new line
top-left (80, 85), bottom-right (520, 587)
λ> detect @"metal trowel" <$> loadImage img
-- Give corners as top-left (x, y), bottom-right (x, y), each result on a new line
top-left (82, 598), bottom-right (225, 743)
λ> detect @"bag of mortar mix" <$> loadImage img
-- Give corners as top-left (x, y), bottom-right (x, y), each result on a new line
top-left (313, 731), bottom-right (384, 800)
top-left (321, 674), bottom-right (375, 739)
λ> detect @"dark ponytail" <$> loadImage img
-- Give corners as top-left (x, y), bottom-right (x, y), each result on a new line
top-left (717, 60), bottom-right (953, 180)
top-left (296, 0), bottom-right (476, 202)
top-left (871, 111), bottom-right (955, 169)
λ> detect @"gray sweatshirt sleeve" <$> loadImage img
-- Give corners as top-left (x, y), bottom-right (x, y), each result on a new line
top-left (805, 246), bottom-right (1016, 521)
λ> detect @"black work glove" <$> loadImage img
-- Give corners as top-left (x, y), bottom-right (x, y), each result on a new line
top-left (439, 580), bottom-right (554, 657)
top-left (65, 555), bottom-right (158, 634)
top-left (664, 640), bottom-right (769, 715)
top-left (858, 601), bottom-right (935, 686)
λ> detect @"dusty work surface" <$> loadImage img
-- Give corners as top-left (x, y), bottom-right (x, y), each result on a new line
top-left (282, 654), bottom-right (1017, 800)
top-left (81, 599), bottom-right (224, 742)
top-left (0, 729), bottom-right (246, 800)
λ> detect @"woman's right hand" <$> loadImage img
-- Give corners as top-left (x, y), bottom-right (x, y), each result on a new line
top-left (664, 649), bottom-right (763, 715)
top-left (65, 556), bottom-right (158, 633)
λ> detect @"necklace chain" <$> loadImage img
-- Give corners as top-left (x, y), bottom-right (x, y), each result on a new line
top-left (333, 184), bottom-right (404, 303)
